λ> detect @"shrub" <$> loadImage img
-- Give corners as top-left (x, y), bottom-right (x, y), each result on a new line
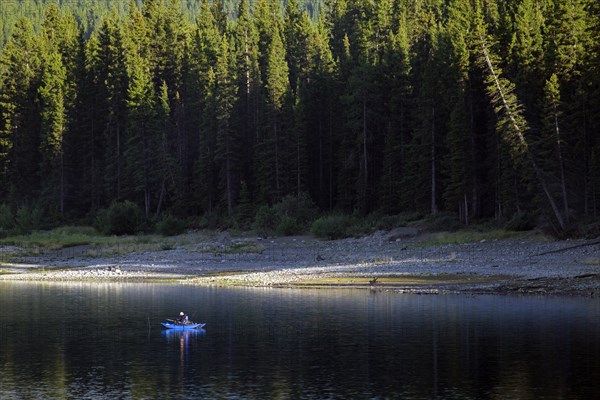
top-left (156, 214), bottom-right (187, 236)
top-left (505, 211), bottom-right (535, 231)
top-left (311, 214), bottom-right (356, 240)
top-left (15, 205), bottom-right (43, 234)
top-left (95, 201), bottom-right (143, 235)
top-left (375, 215), bottom-right (402, 230)
top-left (234, 182), bottom-right (255, 229)
top-left (427, 213), bottom-right (462, 232)
top-left (272, 192), bottom-right (318, 230)
top-left (252, 205), bottom-right (278, 236)
top-left (275, 215), bottom-right (300, 236)
top-left (253, 193), bottom-right (319, 236)
top-left (0, 204), bottom-right (13, 232)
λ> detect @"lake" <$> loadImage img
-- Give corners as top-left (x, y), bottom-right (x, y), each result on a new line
top-left (0, 282), bottom-right (599, 399)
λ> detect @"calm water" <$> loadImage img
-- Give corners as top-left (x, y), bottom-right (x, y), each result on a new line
top-left (0, 282), bottom-right (599, 399)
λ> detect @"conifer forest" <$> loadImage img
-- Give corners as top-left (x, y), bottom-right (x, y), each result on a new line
top-left (0, 0), bottom-right (599, 235)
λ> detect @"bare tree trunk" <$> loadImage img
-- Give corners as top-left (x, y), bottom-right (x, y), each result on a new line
top-left (431, 104), bottom-right (437, 215)
top-left (274, 117), bottom-right (280, 194)
top-left (553, 111), bottom-right (569, 224)
top-left (144, 189), bottom-right (150, 219)
top-left (116, 123), bottom-right (121, 200)
top-left (296, 128), bottom-right (301, 196)
top-left (469, 79), bottom-right (479, 218)
top-left (155, 179), bottom-right (165, 219)
top-left (464, 192), bottom-right (469, 226)
top-left (362, 98), bottom-right (368, 204)
top-left (318, 119), bottom-right (323, 204)
top-left (329, 108), bottom-right (334, 210)
top-left (60, 149), bottom-right (64, 215)
top-left (226, 155), bottom-right (233, 216)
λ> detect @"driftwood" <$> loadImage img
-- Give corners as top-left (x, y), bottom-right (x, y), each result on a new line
top-left (531, 239), bottom-right (600, 257)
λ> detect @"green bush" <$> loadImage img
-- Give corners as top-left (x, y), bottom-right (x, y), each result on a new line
top-left (15, 205), bottom-right (43, 234)
top-left (310, 214), bottom-right (356, 240)
top-left (275, 215), bottom-right (300, 236)
top-left (0, 204), bottom-right (13, 232)
top-left (272, 193), bottom-right (318, 229)
top-left (252, 193), bottom-right (319, 236)
top-left (95, 201), bottom-right (143, 235)
top-left (234, 182), bottom-right (255, 229)
top-left (156, 214), bottom-right (187, 236)
top-left (252, 205), bottom-right (278, 236)
top-left (505, 211), bottom-right (535, 231)
top-left (427, 213), bottom-right (462, 232)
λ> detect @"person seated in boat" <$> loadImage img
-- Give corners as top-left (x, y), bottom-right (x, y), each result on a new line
top-left (178, 311), bottom-right (189, 325)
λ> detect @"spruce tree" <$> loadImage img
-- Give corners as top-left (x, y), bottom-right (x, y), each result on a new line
top-left (0, 18), bottom-right (42, 205)
top-left (540, 73), bottom-right (569, 224)
top-left (89, 11), bottom-right (129, 206)
top-left (259, 23), bottom-right (290, 203)
top-left (232, 0), bottom-right (261, 208)
top-left (303, 19), bottom-right (338, 210)
top-left (124, 51), bottom-right (156, 217)
top-left (476, 14), bottom-right (567, 232)
top-left (38, 51), bottom-right (67, 215)
top-left (214, 35), bottom-right (240, 216)
top-left (378, 12), bottom-right (412, 214)
top-left (191, 1), bottom-right (221, 214)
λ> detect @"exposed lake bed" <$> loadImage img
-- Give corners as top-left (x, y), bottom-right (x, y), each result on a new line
top-left (1, 230), bottom-right (599, 296)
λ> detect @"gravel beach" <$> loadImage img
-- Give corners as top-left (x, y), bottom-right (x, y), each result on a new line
top-left (1, 230), bottom-right (599, 296)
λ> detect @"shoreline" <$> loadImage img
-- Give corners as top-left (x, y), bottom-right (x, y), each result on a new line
top-left (1, 231), bottom-right (599, 296)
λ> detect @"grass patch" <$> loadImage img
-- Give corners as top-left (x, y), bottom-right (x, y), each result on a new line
top-left (581, 258), bottom-right (600, 266)
top-left (411, 229), bottom-right (530, 248)
top-left (201, 241), bottom-right (265, 255)
top-left (0, 226), bottom-right (189, 256)
top-left (225, 241), bottom-right (265, 254)
top-left (0, 226), bottom-right (98, 250)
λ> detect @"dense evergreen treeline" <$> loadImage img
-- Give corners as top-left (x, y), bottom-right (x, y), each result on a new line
top-left (0, 0), bottom-right (323, 46)
top-left (0, 0), bottom-right (599, 234)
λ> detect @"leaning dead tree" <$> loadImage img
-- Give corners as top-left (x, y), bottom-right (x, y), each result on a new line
top-left (477, 30), bottom-right (567, 232)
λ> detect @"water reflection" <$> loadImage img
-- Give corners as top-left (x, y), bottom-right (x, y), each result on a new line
top-left (0, 282), bottom-right (599, 399)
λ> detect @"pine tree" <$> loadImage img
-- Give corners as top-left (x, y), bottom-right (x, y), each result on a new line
top-left (509, 0), bottom-right (546, 106)
top-left (440, 0), bottom-right (480, 223)
top-left (214, 35), bottom-right (239, 216)
top-left (284, 0), bottom-right (313, 94)
top-left (540, 73), bottom-right (569, 224)
top-left (545, 0), bottom-right (591, 217)
top-left (88, 11), bottom-right (129, 206)
top-left (378, 12), bottom-right (412, 214)
top-left (404, 14), bottom-right (445, 215)
top-left (124, 51), bottom-right (156, 217)
top-left (232, 0), bottom-right (261, 208)
top-left (284, 0), bottom-right (314, 199)
top-left (37, 51), bottom-right (67, 215)
top-left (0, 18), bottom-right (42, 205)
top-left (476, 14), bottom-right (568, 232)
top-left (587, 0), bottom-right (600, 216)
top-left (259, 23), bottom-right (290, 203)
top-left (191, 1), bottom-right (222, 214)
top-left (303, 19), bottom-right (337, 210)
top-left (38, 4), bottom-right (83, 216)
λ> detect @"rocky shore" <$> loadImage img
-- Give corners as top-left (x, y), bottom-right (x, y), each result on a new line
top-left (1, 230), bottom-right (599, 296)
